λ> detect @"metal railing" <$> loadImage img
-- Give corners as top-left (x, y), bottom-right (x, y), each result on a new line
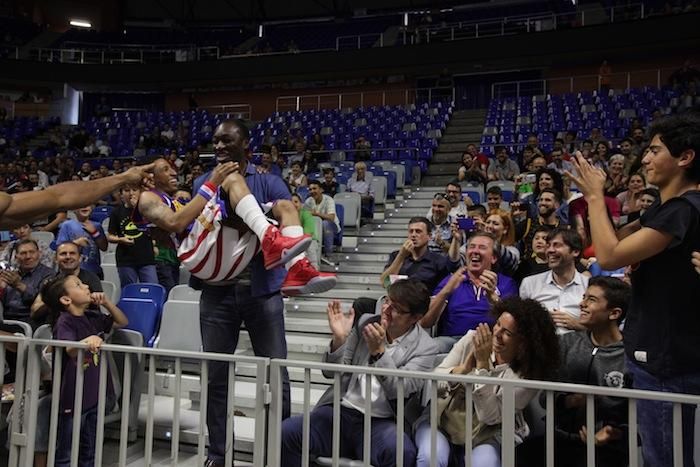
top-left (200, 103), bottom-right (252, 120)
top-left (3, 331), bottom-right (700, 466)
top-left (335, 32), bottom-right (384, 50)
top-left (402, 3), bottom-right (646, 45)
top-left (491, 66), bottom-right (681, 99)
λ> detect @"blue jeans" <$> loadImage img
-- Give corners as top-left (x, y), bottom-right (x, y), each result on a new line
top-left (200, 283), bottom-right (290, 463)
top-left (55, 407), bottom-right (97, 467)
top-left (281, 405), bottom-right (417, 467)
top-left (322, 220), bottom-right (338, 255)
top-left (626, 358), bottom-right (700, 467)
top-left (117, 264), bottom-right (158, 287)
top-left (155, 261), bottom-right (179, 295)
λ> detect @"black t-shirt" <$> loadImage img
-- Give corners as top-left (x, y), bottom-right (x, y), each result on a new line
top-left (108, 204), bottom-right (155, 267)
top-left (624, 191), bottom-right (700, 378)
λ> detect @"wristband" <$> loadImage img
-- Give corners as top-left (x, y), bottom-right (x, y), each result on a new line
top-left (90, 230), bottom-right (102, 239)
top-left (369, 352), bottom-right (384, 364)
top-left (198, 182), bottom-right (217, 201)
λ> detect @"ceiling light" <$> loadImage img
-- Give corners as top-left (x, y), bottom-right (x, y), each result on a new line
top-left (70, 19), bottom-right (92, 28)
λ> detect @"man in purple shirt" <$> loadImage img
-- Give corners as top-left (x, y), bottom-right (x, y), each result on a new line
top-left (420, 232), bottom-right (518, 353)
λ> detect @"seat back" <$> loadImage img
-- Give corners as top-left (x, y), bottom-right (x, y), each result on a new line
top-left (334, 204), bottom-right (345, 246)
top-left (168, 284), bottom-right (202, 302)
top-left (30, 230), bottom-right (54, 246)
top-left (102, 263), bottom-right (121, 292)
top-left (100, 280), bottom-right (120, 304)
top-left (333, 192), bottom-right (360, 230)
top-left (390, 164), bottom-right (405, 189)
top-left (121, 283), bottom-right (167, 314)
top-left (153, 300), bottom-right (202, 351)
top-left (102, 252), bottom-right (116, 265)
top-left (117, 298), bottom-right (160, 347)
top-left (370, 176), bottom-right (387, 205)
top-left (105, 328), bottom-right (145, 438)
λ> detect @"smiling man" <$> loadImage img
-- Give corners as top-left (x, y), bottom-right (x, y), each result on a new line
top-left (422, 231), bottom-right (518, 353)
top-left (520, 228), bottom-right (588, 334)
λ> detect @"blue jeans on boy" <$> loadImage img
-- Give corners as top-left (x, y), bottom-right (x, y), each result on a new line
top-left (199, 282), bottom-right (291, 464)
top-left (55, 407), bottom-right (97, 467)
top-left (322, 220), bottom-right (338, 255)
top-left (118, 264), bottom-right (158, 287)
top-left (626, 358), bottom-right (700, 467)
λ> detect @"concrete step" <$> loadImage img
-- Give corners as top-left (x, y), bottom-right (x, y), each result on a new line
top-left (436, 142), bottom-right (475, 152)
top-left (426, 164), bottom-right (459, 176)
top-left (321, 262), bottom-right (385, 274)
top-left (442, 126), bottom-right (484, 137)
top-left (353, 229), bottom-right (406, 239)
top-left (421, 175), bottom-right (456, 186)
top-left (333, 273), bottom-right (384, 289)
top-left (341, 244), bottom-right (400, 254)
top-left (432, 152), bottom-right (465, 163)
top-left (284, 316), bottom-right (332, 336)
top-left (359, 223), bottom-right (406, 233)
top-left (354, 236), bottom-right (407, 247)
top-left (330, 252), bottom-right (392, 263)
top-left (306, 288), bottom-right (385, 300)
top-left (402, 187), bottom-right (445, 198)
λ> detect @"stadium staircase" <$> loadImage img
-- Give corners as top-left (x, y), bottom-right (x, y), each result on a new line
top-left (422, 108), bottom-right (487, 187)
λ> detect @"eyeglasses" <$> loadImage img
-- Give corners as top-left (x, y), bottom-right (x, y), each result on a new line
top-left (384, 298), bottom-right (412, 316)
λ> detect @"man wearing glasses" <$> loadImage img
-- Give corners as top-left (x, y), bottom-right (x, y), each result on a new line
top-left (426, 180), bottom-right (473, 219)
top-left (280, 279), bottom-right (439, 467)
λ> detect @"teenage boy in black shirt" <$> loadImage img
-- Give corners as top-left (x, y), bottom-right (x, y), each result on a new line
top-left (569, 111), bottom-right (700, 467)
top-left (107, 184), bottom-right (157, 287)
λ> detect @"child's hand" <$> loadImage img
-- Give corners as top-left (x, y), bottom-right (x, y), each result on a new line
top-left (83, 335), bottom-right (103, 353)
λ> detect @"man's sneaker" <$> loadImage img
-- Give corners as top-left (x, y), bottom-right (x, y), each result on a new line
top-left (320, 256), bottom-right (335, 266)
top-left (282, 258), bottom-right (337, 296)
top-left (261, 225), bottom-right (312, 270)
top-left (203, 459), bottom-right (223, 467)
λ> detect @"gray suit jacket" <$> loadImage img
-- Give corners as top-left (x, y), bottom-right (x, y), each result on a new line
top-left (315, 313), bottom-right (440, 417)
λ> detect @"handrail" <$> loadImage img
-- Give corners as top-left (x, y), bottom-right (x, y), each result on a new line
top-left (491, 65), bottom-right (680, 98)
top-left (335, 32), bottom-right (384, 50)
top-left (200, 103), bottom-right (252, 119)
top-left (275, 89), bottom-right (420, 112)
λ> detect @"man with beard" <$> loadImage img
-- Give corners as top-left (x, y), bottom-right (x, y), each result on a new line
top-left (488, 146), bottom-right (520, 181)
top-left (427, 194), bottom-right (452, 254)
top-left (519, 188), bottom-right (564, 256)
top-left (426, 181), bottom-right (471, 219)
top-left (189, 119), bottom-right (335, 467)
top-left (520, 228), bottom-right (588, 334)
top-left (422, 232), bottom-right (518, 353)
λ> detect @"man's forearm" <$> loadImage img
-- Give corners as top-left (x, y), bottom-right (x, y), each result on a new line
top-left (421, 290), bottom-right (450, 328)
top-left (380, 255), bottom-right (405, 285)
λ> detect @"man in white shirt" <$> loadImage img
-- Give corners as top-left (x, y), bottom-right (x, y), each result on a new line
top-left (520, 228), bottom-right (588, 334)
top-left (347, 161), bottom-right (374, 219)
top-left (304, 180), bottom-right (340, 261)
top-left (280, 279), bottom-right (439, 467)
top-left (426, 181), bottom-right (470, 219)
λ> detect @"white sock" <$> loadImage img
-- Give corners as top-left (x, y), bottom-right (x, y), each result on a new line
top-left (234, 194), bottom-right (271, 241)
top-left (281, 226), bottom-right (306, 270)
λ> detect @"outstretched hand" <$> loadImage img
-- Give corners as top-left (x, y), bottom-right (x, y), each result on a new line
top-left (124, 163), bottom-right (156, 186)
top-left (565, 153), bottom-right (607, 199)
top-left (326, 300), bottom-right (354, 340)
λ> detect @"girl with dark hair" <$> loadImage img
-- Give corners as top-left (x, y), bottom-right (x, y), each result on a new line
top-left (414, 297), bottom-right (559, 467)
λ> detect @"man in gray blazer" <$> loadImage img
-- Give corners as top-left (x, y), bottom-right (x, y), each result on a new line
top-left (281, 279), bottom-right (439, 467)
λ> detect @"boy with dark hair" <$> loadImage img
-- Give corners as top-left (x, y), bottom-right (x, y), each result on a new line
top-left (554, 276), bottom-right (631, 467)
top-left (570, 111), bottom-right (700, 466)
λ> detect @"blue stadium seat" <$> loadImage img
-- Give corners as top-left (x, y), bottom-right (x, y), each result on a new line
top-left (117, 298), bottom-right (160, 347)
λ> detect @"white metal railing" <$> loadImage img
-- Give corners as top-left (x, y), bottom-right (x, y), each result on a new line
top-left (268, 358), bottom-right (700, 467)
top-left (200, 103), bottom-right (252, 120)
top-left (275, 90), bottom-right (420, 113)
top-left (402, 3), bottom-right (646, 45)
top-left (491, 66), bottom-right (681, 99)
top-left (7, 333), bottom-right (700, 467)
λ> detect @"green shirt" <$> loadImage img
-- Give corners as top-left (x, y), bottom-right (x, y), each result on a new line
top-left (299, 209), bottom-right (320, 242)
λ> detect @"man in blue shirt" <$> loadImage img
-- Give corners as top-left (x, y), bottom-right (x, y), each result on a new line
top-left (56, 205), bottom-right (107, 279)
top-left (192, 120), bottom-right (335, 467)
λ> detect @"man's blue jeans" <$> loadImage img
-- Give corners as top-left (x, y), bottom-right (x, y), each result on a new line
top-left (626, 358), bottom-right (700, 467)
top-left (117, 264), bottom-right (158, 287)
top-left (200, 282), bottom-right (291, 463)
top-left (322, 220), bottom-right (339, 255)
top-left (281, 405), bottom-right (417, 467)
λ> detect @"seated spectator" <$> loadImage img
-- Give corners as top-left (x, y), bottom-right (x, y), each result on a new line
top-left (414, 297), bottom-right (560, 467)
top-left (519, 169), bottom-right (569, 225)
top-left (287, 161), bottom-right (308, 192)
top-left (518, 188), bottom-right (566, 257)
top-left (603, 154), bottom-right (629, 197)
top-left (563, 130), bottom-right (578, 154)
top-left (347, 162), bottom-right (374, 219)
top-left (467, 204), bottom-right (487, 228)
top-left (514, 225), bottom-right (554, 283)
top-left (553, 277), bottom-right (630, 467)
top-left (427, 194), bottom-right (453, 254)
top-left (354, 135), bottom-right (371, 161)
top-left (548, 149), bottom-right (574, 175)
top-left (167, 149), bottom-right (183, 171)
top-left (483, 209), bottom-right (520, 276)
top-left (57, 205), bottom-right (108, 279)
top-left (107, 184), bottom-right (158, 287)
top-left (552, 137), bottom-right (571, 159)
top-left (256, 145), bottom-right (282, 176)
top-left (588, 142), bottom-right (609, 171)
top-left (615, 172), bottom-right (646, 216)
top-left (464, 143), bottom-right (490, 171)
top-left (424, 232), bottom-right (518, 353)
top-left (160, 124), bottom-right (175, 142)
top-left (520, 228), bottom-right (588, 334)
top-left (291, 193), bottom-right (320, 268)
top-left (319, 168), bottom-right (338, 197)
top-left (281, 279), bottom-right (439, 467)
top-left (0, 223), bottom-right (54, 269)
top-left (0, 239), bottom-right (55, 325)
top-left (300, 149), bottom-right (318, 175)
top-left (458, 151), bottom-right (486, 184)
top-left (428, 180), bottom-right (471, 219)
top-left (304, 180), bottom-right (340, 262)
top-left (483, 186), bottom-right (507, 212)
top-left (276, 155), bottom-right (290, 181)
top-left (308, 133), bottom-right (325, 154)
top-left (77, 162), bottom-right (92, 181)
top-left (626, 187), bottom-right (658, 223)
top-left (380, 217), bottom-right (458, 292)
top-left (615, 137), bottom-right (638, 174)
top-left (488, 146), bottom-right (520, 181)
